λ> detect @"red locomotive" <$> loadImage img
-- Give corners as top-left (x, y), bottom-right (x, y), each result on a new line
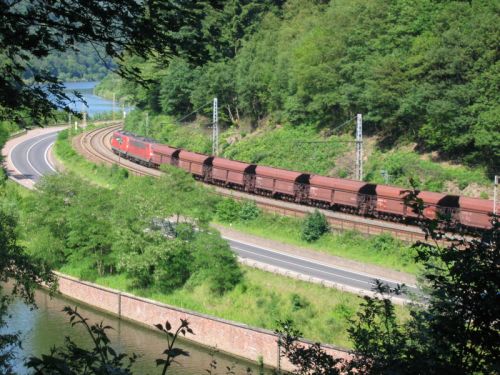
top-left (111, 130), bottom-right (494, 231)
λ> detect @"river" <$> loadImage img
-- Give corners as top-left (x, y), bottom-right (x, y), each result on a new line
top-left (3, 283), bottom-right (267, 374)
top-left (62, 81), bottom-right (133, 117)
top-left (3, 82), bottom-right (268, 374)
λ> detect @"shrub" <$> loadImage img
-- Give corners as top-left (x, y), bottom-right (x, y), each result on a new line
top-left (370, 233), bottom-right (400, 254)
top-left (154, 245), bottom-right (193, 292)
top-left (301, 210), bottom-right (330, 242)
top-left (239, 201), bottom-right (260, 221)
top-left (191, 232), bottom-right (242, 294)
top-left (290, 293), bottom-right (310, 311)
top-left (216, 199), bottom-right (241, 223)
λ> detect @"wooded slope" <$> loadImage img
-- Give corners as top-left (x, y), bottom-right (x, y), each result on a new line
top-left (99, 0), bottom-right (499, 171)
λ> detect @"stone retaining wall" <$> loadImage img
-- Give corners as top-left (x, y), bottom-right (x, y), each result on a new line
top-left (55, 272), bottom-right (351, 370)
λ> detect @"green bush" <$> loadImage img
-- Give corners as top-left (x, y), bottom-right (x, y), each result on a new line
top-left (239, 201), bottom-right (260, 221)
top-left (290, 293), bottom-right (310, 311)
top-left (154, 245), bottom-right (193, 292)
top-left (216, 198), bottom-right (241, 223)
top-left (370, 233), bottom-right (400, 254)
top-left (364, 150), bottom-right (489, 193)
top-left (190, 232), bottom-right (242, 295)
top-left (301, 210), bottom-right (330, 242)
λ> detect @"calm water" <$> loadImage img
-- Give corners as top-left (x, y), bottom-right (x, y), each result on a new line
top-left (15, 82), bottom-right (265, 374)
top-left (63, 81), bottom-right (133, 117)
top-left (3, 287), bottom-right (268, 374)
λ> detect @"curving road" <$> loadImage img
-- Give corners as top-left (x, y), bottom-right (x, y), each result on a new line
top-left (9, 131), bottom-right (59, 181)
top-left (5, 128), bottom-right (418, 302)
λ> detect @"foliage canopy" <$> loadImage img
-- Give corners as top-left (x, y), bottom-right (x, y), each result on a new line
top-left (109, 0), bottom-right (499, 171)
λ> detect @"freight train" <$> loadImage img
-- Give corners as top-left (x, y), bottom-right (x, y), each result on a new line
top-left (111, 130), bottom-right (494, 231)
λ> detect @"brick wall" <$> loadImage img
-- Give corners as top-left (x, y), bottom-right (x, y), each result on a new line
top-left (55, 272), bottom-right (351, 370)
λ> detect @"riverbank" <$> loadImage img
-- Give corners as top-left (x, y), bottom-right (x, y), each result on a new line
top-left (53, 271), bottom-right (352, 371)
top-left (5, 282), bottom-right (270, 375)
top-left (1, 124), bottom-right (408, 369)
top-left (2, 126), bottom-right (376, 348)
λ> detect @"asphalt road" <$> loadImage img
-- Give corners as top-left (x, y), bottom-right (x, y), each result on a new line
top-left (9, 131), bottom-right (59, 182)
top-left (227, 238), bottom-right (418, 295)
top-left (8, 130), bottom-right (418, 299)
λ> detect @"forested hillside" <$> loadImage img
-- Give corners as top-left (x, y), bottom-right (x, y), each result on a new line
top-left (25, 44), bottom-right (114, 82)
top-left (98, 0), bottom-right (499, 172)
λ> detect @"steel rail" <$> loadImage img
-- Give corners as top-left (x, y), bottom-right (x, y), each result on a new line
top-left (77, 125), bottom-right (428, 242)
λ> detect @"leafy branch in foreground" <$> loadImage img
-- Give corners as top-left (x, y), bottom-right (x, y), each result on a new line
top-left (25, 306), bottom-right (203, 374)
top-left (154, 319), bottom-right (192, 375)
top-left (0, 206), bottom-right (58, 374)
top-left (27, 306), bottom-right (139, 374)
top-left (0, 0), bottom-right (222, 124)
top-left (277, 204), bottom-right (499, 374)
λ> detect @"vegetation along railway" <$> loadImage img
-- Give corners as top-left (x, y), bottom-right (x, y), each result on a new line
top-left (76, 125), bottom-right (493, 242)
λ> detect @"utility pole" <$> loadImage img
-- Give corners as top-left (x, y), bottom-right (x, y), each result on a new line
top-left (145, 112), bottom-right (149, 137)
top-left (494, 175), bottom-right (499, 215)
top-left (355, 113), bottom-right (363, 181)
top-left (112, 92), bottom-right (116, 121)
top-left (212, 97), bottom-right (219, 156)
top-left (381, 170), bottom-right (390, 184)
top-left (82, 111), bottom-right (87, 128)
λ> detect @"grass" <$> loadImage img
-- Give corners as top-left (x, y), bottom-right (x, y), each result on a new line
top-left (59, 262), bottom-right (410, 349)
top-left (221, 124), bottom-right (350, 175)
top-left (217, 212), bottom-right (420, 275)
top-left (55, 126), bottom-right (419, 274)
top-left (123, 109), bottom-right (493, 197)
top-left (123, 111), bottom-right (350, 175)
top-left (53, 127), bottom-right (129, 188)
top-left (364, 149), bottom-right (491, 196)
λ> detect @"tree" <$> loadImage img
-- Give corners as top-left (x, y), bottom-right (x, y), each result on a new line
top-left (0, 206), bottom-right (57, 374)
top-left (278, 210), bottom-right (499, 374)
top-left (301, 210), bottom-right (330, 242)
top-left (159, 58), bottom-right (199, 116)
top-left (0, 0), bottom-right (222, 124)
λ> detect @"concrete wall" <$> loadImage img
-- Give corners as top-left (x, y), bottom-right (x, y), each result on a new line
top-left (55, 272), bottom-right (351, 370)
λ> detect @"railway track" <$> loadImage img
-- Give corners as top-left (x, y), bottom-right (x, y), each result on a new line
top-left (75, 125), bottom-right (427, 242)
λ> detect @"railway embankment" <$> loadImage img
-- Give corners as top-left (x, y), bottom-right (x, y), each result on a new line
top-left (68, 125), bottom-right (425, 273)
top-left (2, 122), bottom-right (413, 367)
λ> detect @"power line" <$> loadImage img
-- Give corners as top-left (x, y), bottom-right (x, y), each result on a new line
top-left (174, 100), bottom-right (214, 124)
top-left (293, 114), bottom-right (363, 181)
top-left (330, 115), bottom-right (357, 134)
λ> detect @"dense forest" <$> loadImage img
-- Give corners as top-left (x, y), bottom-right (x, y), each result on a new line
top-left (99, 0), bottom-right (499, 172)
top-left (25, 44), bottom-right (114, 82)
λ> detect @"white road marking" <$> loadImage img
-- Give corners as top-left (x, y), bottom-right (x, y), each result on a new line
top-left (223, 236), bottom-right (416, 288)
top-left (44, 141), bottom-right (57, 172)
top-left (233, 246), bottom-right (375, 286)
top-left (26, 135), bottom-right (52, 177)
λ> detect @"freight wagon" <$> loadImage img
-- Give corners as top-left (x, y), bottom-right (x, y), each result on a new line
top-left (113, 131), bottom-right (494, 231)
